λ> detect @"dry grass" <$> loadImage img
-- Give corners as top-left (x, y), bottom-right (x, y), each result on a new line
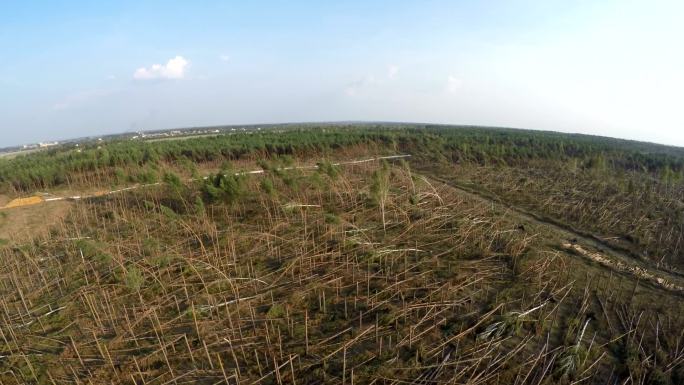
top-left (0, 158), bottom-right (682, 384)
top-left (0, 200), bottom-right (72, 243)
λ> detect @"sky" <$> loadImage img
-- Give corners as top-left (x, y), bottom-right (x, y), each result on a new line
top-left (1, 0), bottom-right (683, 147)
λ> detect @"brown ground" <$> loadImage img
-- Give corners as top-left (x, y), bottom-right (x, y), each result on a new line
top-left (0, 200), bottom-right (72, 243)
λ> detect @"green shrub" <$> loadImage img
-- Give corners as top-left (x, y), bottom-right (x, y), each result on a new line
top-left (125, 266), bottom-right (144, 291)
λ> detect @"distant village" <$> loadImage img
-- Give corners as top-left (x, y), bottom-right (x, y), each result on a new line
top-left (130, 128), bottom-right (221, 140)
top-left (1, 125), bottom-right (268, 157)
top-left (22, 141), bottom-right (60, 150)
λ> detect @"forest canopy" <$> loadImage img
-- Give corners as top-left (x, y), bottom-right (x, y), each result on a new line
top-left (1, 125), bottom-right (683, 193)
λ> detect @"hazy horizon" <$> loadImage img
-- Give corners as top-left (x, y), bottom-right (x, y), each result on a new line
top-left (5, 120), bottom-right (684, 152)
top-left (2, 1), bottom-right (683, 147)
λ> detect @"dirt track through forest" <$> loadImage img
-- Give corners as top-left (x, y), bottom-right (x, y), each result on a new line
top-left (419, 171), bottom-right (684, 294)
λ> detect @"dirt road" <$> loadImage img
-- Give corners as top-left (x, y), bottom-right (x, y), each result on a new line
top-left (419, 171), bottom-right (684, 294)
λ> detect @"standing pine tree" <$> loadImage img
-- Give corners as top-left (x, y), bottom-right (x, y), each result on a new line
top-left (371, 162), bottom-right (390, 232)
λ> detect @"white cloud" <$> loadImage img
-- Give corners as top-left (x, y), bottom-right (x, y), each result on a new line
top-left (388, 65), bottom-right (399, 79)
top-left (133, 56), bottom-right (189, 80)
top-left (220, 54), bottom-right (231, 62)
top-left (446, 75), bottom-right (462, 93)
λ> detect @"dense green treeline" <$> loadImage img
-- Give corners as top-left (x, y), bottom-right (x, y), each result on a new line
top-left (418, 126), bottom-right (684, 173)
top-left (1, 124), bottom-right (683, 193)
top-left (0, 129), bottom-right (394, 192)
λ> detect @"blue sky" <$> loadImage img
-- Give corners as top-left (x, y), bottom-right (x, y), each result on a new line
top-left (1, 0), bottom-right (683, 147)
